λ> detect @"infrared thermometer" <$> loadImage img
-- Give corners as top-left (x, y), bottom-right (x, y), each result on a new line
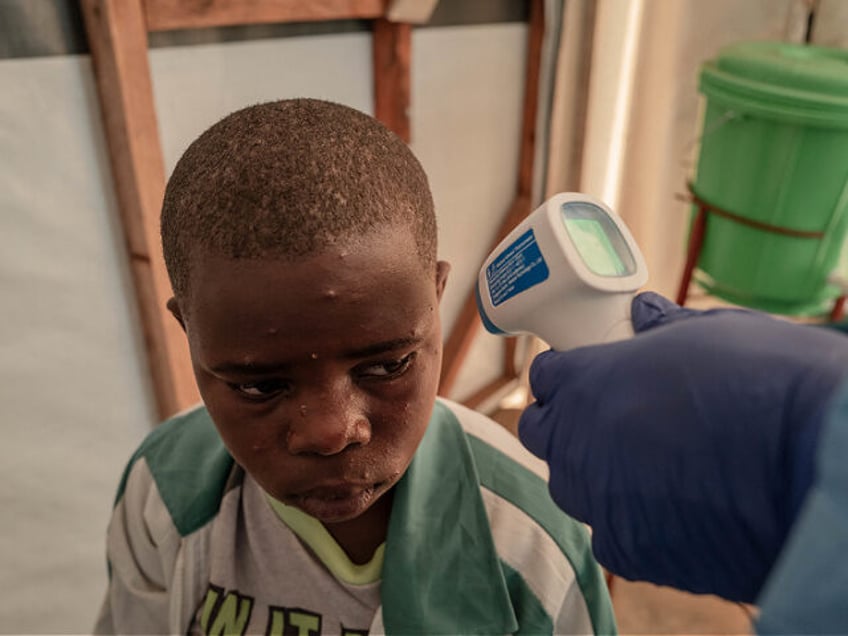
top-left (476, 193), bottom-right (648, 351)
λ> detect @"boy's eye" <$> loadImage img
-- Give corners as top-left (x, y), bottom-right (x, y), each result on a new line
top-left (357, 352), bottom-right (417, 379)
top-left (228, 379), bottom-right (292, 400)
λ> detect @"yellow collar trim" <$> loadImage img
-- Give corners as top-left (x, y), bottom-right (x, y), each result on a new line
top-left (264, 494), bottom-right (384, 585)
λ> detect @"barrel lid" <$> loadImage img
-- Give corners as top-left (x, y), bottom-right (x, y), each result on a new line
top-left (700, 41), bottom-right (848, 128)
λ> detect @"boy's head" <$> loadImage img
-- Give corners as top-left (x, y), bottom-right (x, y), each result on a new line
top-left (162, 98), bottom-right (436, 303)
top-left (161, 99), bottom-right (450, 545)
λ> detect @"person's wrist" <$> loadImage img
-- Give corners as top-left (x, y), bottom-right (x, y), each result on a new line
top-left (784, 404), bottom-right (824, 532)
top-left (783, 363), bottom-right (847, 529)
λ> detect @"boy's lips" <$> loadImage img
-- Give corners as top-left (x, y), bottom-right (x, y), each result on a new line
top-left (287, 480), bottom-right (387, 521)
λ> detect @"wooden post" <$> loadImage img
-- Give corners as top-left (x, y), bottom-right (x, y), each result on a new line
top-left (81, 0), bottom-right (199, 419)
top-left (676, 204), bottom-right (708, 306)
top-left (373, 18), bottom-right (412, 143)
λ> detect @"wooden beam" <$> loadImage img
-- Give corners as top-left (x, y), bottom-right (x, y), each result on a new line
top-left (439, 0), bottom-right (545, 399)
top-left (462, 374), bottom-right (516, 411)
top-left (386, 0), bottom-right (438, 24)
top-left (515, 0), bottom-right (544, 198)
top-left (81, 0), bottom-right (200, 420)
top-left (439, 194), bottom-right (532, 395)
top-left (143, 0), bottom-right (388, 32)
top-left (372, 18), bottom-right (411, 143)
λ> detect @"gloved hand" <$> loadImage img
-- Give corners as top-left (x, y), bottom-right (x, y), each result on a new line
top-left (519, 292), bottom-right (848, 603)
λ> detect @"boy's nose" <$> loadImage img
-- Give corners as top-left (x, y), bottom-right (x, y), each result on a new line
top-left (286, 386), bottom-right (371, 456)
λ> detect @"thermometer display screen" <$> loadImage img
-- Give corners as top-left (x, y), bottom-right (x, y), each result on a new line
top-left (561, 202), bottom-right (636, 277)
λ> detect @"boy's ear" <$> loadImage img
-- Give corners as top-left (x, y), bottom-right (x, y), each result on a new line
top-left (435, 261), bottom-right (450, 301)
top-left (166, 297), bottom-right (187, 333)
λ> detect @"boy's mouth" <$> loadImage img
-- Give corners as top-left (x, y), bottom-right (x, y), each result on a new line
top-left (287, 481), bottom-right (386, 522)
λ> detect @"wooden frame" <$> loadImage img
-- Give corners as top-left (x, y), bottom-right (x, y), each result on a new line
top-left (439, 0), bottom-right (544, 407)
top-left (82, 0), bottom-right (186, 420)
top-left (81, 0), bottom-right (411, 419)
top-left (142, 0), bottom-right (389, 31)
top-left (81, 0), bottom-right (542, 419)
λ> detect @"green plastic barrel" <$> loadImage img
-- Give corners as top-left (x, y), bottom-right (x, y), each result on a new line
top-left (692, 41), bottom-right (848, 315)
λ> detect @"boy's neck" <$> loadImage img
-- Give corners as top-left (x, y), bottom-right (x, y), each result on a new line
top-left (323, 489), bottom-right (395, 565)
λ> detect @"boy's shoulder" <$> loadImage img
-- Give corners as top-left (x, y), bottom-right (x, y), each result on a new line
top-left (432, 397), bottom-right (581, 542)
top-left (434, 397), bottom-right (599, 561)
top-left (117, 405), bottom-right (235, 536)
top-left (434, 397), bottom-right (549, 480)
top-left (421, 398), bottom-right (615, 635)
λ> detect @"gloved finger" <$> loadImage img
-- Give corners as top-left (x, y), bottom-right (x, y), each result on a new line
top-left (631, 291), bottom-right (701, 333)
top-left (527, 348), bottom-right (573, 402)
top-left (517, 401), bottom-right (552, 461)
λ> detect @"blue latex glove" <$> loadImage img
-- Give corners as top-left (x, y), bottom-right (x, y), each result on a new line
top-left (519, 292), bottom-right (848, 603)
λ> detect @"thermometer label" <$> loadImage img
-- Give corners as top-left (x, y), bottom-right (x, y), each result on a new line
top-left (486, 229), bottom-right (549, 306)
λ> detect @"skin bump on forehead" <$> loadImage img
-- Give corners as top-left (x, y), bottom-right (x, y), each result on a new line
top-left (180, 225), bottom-right (441, 342)
top-left (180, 222), bottom-right (433, 307)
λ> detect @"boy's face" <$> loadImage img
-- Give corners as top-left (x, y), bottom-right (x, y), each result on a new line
top-left (172, 225), bottom-right (449, 529)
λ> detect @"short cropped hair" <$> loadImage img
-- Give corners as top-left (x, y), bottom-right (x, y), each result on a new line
top-left (161, 98), bottom-right (436, 301)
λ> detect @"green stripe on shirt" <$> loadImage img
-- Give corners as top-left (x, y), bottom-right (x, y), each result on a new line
top-left (465, 431), bottom-right (617, 635)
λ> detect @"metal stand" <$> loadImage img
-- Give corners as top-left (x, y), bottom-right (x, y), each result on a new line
top-left (675, 183), bottom-right (844, 321)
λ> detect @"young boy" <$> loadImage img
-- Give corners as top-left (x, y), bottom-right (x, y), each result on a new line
top-left (95, 99), bottom-right (616, 635)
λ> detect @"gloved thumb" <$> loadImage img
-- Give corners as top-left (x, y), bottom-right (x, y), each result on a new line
top-left (631, 291), bottom-right (701, 333)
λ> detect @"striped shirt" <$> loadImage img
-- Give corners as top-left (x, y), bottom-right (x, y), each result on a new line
top-left (95, 398), bottom-right (616, 635)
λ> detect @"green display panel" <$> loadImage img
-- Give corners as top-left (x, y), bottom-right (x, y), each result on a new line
top-left (561, 203), bottom-right (636, 277)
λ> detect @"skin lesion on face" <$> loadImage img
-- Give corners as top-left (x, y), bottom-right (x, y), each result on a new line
top-left (166, 237), bottom-right (451, 564)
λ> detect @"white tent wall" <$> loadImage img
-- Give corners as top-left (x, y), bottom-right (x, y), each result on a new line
top-left (608, 0), bottom-right (807, 298)
top-left (0, 12), bottom-right (527, 633)
top-left (1, 52), bottom-right (156, 631)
